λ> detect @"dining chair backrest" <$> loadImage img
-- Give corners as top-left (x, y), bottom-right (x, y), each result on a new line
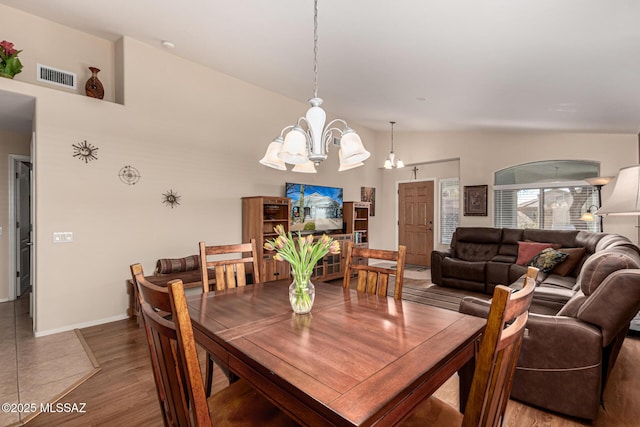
top-left (130, 263), bottom-right (174, 426)
top-left (131, 263), bottom-right (172, 313)
top-left (461, 266), bottom-right (538, 427)
top-left (342, 242), bottom-right (407, 300)
top-left (140, 278), bottom-right (213, 427)
top-left (198, 239), bottom-right (260, 293)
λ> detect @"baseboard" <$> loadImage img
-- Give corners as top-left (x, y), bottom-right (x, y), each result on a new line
top-left (0, 297), bottom-right (10, 303)
top-left (34, 314), bottom-right (129, 337)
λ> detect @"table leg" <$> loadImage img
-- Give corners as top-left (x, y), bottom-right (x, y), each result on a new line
top-left (458, 351), bottom-right (476, 412)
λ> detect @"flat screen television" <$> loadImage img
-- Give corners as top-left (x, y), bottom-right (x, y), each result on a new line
top-left (285, 183), bottom-right (343, 233)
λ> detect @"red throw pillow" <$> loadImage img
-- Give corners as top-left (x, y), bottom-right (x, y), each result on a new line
top-left (516, 241), bottom-right (554, 265)
top-left (551, 247), bottom-right (587, 276)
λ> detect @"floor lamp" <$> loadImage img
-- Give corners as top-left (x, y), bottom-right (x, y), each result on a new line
top-left (585, 176), bottom-right (613, 232)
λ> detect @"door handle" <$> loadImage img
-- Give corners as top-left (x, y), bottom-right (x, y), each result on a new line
top-left (26, 242), bottom-right (33, 246)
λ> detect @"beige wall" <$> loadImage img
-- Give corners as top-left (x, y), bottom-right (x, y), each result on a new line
top-left (0, 130), bottom-right (31, 301)
top-left (374, 130), bottom-right (639, 251)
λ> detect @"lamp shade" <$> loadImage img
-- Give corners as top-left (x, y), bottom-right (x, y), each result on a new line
top-left (278, 127), bottom-right (308, 164)
top-left (580, 212), bottom-right (595, 221)
top-left (259, 137), bottom-right (287, 170)
top-left (596, 165), bottom-right (640, 215)
top-left (340, 130), bottom-right (370, 164)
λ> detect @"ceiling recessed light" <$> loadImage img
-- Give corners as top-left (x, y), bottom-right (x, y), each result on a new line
top-left (161, 40), bottom-right (175, 49)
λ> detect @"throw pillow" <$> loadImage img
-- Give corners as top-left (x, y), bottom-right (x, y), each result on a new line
top-left (551, 247), bottom-right (587, 276)
top-left (527, 248), bottom-right (569, 273)
top-left (155, 255), bottom-right (200, 274)
top-left (516, 241), bottom-right (554, 265)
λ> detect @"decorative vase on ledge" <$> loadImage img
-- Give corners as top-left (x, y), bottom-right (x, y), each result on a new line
top-left (85, 66), bottom-right (104, 99)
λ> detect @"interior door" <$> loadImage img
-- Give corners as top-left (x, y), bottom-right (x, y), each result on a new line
top-left (17, 160), bottom-right (32, 297)
top-left (398, 181), bottom-right (434, 266)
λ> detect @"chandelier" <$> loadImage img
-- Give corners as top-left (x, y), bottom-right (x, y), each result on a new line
top-left (259, 0), bottom-right (370, 173)
top-left (384, 121), bottom-right (404, 169)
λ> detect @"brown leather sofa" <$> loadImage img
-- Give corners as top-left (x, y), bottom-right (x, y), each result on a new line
top-left (431, 227), bottom-right (613, 296)
top-left (436, 227), bottom-right (640, 420)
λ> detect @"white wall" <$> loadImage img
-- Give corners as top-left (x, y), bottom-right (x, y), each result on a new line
top-left (374, 130), bottom-right (638, 251)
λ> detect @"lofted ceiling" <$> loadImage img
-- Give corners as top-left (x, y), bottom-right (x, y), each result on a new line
top-left (1, 0), bottom-right (640, 133)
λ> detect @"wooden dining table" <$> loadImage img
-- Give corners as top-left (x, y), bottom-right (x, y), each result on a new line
top-left (187, 280), bottom-right (485, 426)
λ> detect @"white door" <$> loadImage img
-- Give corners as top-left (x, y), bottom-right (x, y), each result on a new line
top-left (16, 160), bottom-right (32, 297)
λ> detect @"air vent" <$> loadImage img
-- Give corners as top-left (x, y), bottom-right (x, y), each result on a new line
top-left (37, 64), bottom-right (77, 89)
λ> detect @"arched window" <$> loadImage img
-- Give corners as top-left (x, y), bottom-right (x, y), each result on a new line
top-left (494, 160), bottom-right (600, 231)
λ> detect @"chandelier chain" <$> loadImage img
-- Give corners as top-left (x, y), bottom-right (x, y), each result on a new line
top-left (313, 0), bottom-right (319, 99)
top-left (391, 121), bottom-right (395, 151)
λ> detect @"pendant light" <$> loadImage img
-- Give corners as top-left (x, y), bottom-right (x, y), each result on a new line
top-left (259, 0), bottom-right (370, 173)
top-left (384, 121), bottom-right (404, 169)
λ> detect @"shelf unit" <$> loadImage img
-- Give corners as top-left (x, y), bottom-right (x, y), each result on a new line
top-left (343, 201), bottom-right (371, 268)
top-left (308, 234), bottom-right (352, 281)
top-left (242, 196), bottom-right (353, 282)
top-left (343, 201), bottom-right (370, 246)
top-left (242, 196), bottom-right (291, 282)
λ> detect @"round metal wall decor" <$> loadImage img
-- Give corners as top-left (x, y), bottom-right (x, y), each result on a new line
top-left (72, 140), bottom-right (99, 163)
top-left (162, 189), bottom-right (181, 208)
top-left (118, 165), bottom-right (141, 186)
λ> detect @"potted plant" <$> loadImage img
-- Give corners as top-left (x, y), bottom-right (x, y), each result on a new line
top-left (0, 40), bottom-right (23, 79)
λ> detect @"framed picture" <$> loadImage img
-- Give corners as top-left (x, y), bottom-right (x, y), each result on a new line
top-left (361, 186), bottom-right (376, 216)
top-left (464, 185), bottom-right (488, 216)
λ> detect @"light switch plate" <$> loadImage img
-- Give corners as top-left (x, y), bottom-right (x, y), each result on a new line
top-left (53, 231), bottom-right (73, 243)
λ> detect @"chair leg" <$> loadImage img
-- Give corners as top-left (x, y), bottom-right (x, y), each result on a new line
top-left (205, 353), bottom-right (214, 397)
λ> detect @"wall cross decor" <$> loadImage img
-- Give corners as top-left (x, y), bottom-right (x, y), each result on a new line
top-left (412, 166), bottom-right (419, 180)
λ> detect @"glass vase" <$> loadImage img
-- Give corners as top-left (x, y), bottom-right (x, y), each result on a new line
top-left (289, 278), bottom-right (315, 315)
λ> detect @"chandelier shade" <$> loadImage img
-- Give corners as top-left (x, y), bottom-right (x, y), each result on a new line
top-left (259, 0), bottom-right (368, 172)
top-left (338, 149), bottom-right (364, 171)
top-left (279, 126), bottom-right (308, 164)
top-left (259, 137), bottom-right (286, 170)
top-left (292, 160), bottom-right (317, 173)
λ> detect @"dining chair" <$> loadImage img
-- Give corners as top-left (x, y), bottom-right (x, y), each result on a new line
top-left (401, 266), bottom-right (538, 427)
top-left (342, 242), bottom-right (407, 300)
top-left (198, 239), bottom-right (260, 396)
top-left (198, 239), bottom-right (260, 293)
top-left (130, 263), bottom-right (171, 425)
top-left (138, 276), bottom-right (297, 426)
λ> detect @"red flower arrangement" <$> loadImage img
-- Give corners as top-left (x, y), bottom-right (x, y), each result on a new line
top-left (0, 40), bottom-right (23, 79)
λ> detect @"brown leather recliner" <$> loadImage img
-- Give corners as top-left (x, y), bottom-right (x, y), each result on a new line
top-left (459, 245), bottom-right (640, 420)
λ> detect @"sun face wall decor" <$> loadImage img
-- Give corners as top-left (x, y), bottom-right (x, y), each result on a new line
top-left (72, 140), bottom-right (99, 163)
top-left (162, 189), bottom-right (181, 208)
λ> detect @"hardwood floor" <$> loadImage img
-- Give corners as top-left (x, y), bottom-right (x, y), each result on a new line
top-left (26, 319), bottom-right (640, 426)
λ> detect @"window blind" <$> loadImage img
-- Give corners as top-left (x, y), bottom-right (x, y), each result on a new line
top-left (440, 178), bottom-right (459, 244)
